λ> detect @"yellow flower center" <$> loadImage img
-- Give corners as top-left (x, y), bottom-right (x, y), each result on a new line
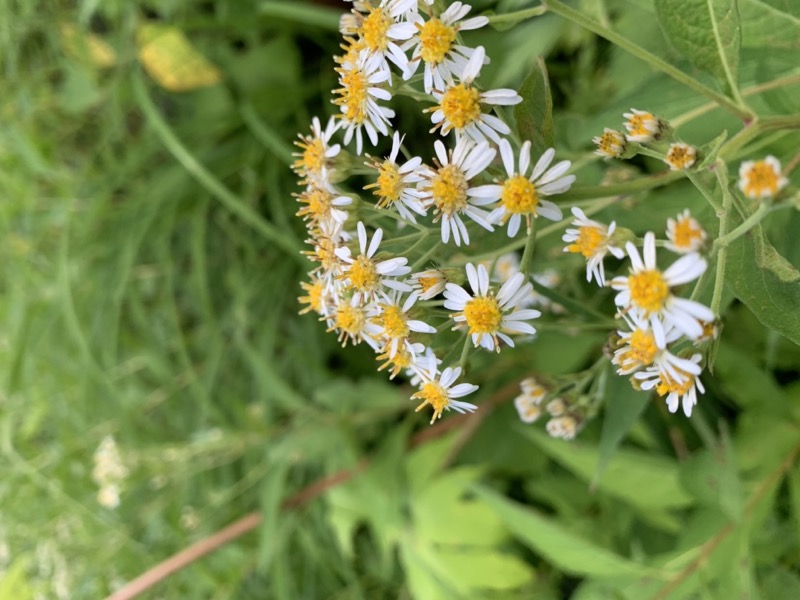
top-left (336, 68), bottom-right (368, 123)
top-left (417, 275), bottom-right (441, 293)
top-left (628, 269), bottom-right (669, 315)
top-left (463, 296), bottom-right (502, 335)
top-left (626, 328), bottom-right (658, 366)
top-left (361, 8), bottom-right (392, 52)
top-left (418, 18), bottom-right (457, 64)
top-left (304, 237), bottom-right (340, 272)
top-left (377, 344), bottom-right (414, 378)
top-left (596, 131), bottom-right (624, 157)
top-left (567, 225), bottom-right (606, 258)
top-left (295, 138), bottom-right (325, 177)
top-left (501, 175), bottom-right (538, 215)
top-left (743, 161), bottom-right (782, 198)
top-left (413, 381), bottom-right (450, 423)
top-left (335, 303), bottom-right (366, 336)
top-left (298, 279), bottom-right (325, 315)
top-left (440, 83), bottom-right (481, 130)
top-left (656, 369), bottom-right (695, 397)
top-left (348, 255), bottom-right (380, 292)
top-left (296, 186), bottom-right (332, 221)
top-left (374, 161), bottom-right (403, 204)
top-left (666, 145), bottom-right (695, 170)
top-left (671, 217), bottom-right (704, 250)
top-left (431, 164), bottom-right (468, 216)
top-left (379, 304), bottom-right (410, 339)
top-left (626, 112), bottom-right (656, 138)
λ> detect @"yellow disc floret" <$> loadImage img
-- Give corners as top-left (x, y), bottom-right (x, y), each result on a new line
top-left (332, 303), bottom-right (367, 346)
top-left (567, 225), bottom-right (605, 258)
top-left (440, 84), bottom-right (482, 130)
top-left (377, 344), bottom-right (414, 379)
top-left (626, 112), bottom-right (656, 138)
top-left (463, 296), bottom-right (502, 336)
top-left (372, 161), bottom-right (403, 205)
top-left (347, 255), bottom-right (380, 293)
top-left (656, 369), bottom-right (695, 397)
top-left (298, 279), bottom-right (325, 315)
top-left (501, 176), bottom-right (538, 215)
top-left (361, 8), bottom-right (392, 52)
top-left (296, 186), bottom-right (333, 223)
top-left (671, 217), bottom-right (704, 251)
top-left (379, 304), bottom-right (410, 339)
top-left (622, 328), bottom-right (658, 368)
top-left (418, 18), bottom-right (457, 64)
top-left (431, 164), bottom-right (468, 216)
top-left (628, 270), bottom-right (669, 315)
top-left (413, 382), bottom-right (450, 423)
top-left (335, 67), bottom-right (368, 123)
top-left (742, 161), bottom-right (782, 198)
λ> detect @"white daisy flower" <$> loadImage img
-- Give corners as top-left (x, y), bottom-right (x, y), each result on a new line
top-left (562, 207), bottom-right (625, 285)
top-left (404, 2), bottom-right (489, 93)
top-left (444, 262), bottom-right (540, 352)
top-left (738, 155), bottom-right (788, 200)
top-left (410, 353), bottom-right (479, 424)
top-left (611, 315), bottom-right (683, 376)
top-left (664, 142), bottom-right (697, 171)
top-left (373, 290), bottom-right (436, 359)
top-left (610, 232), bottom-right (714, 342)
top-left (665, 209), bottom-right (706, 254)
top-left (364, 132), bottom-right (428, 223)
top-left (298, 274), bottom-right (336, 320)
top-left (294, 180), bottom-right (352, 230)
top-left (592, 128), bottom-right (626, 159)
top-left (622, 108), bottom-right (663, 143)
top-left (470, 141), bottom-right (573, 237)
top-left (292, 116), bottom-right (341, 183)
top-left (376, 340), bottom-right (427, 379)
top-left (428, 46), bottom-right (521, 144)
top-left (340, 0), bottom-right (418, 76)
top-left (418, 137), bottom-right (496, 246)
top-left (327, 295), bottom-right (383, 349)
top-left (334, 49), bottom-right (395, 155)
top-left (409, 268), bottom-right (448, 299)
top-left (634, 353), bottom-right (705, 417)
top-left (335, 221), bottom-right (413, 302)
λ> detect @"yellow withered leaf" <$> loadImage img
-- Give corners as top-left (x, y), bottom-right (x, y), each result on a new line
top-left (136, 23), bottom-right (222, 92)
top-left (60, 23), bottom-right (117, 68)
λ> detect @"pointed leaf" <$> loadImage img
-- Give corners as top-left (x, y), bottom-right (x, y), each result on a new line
top-left (654, 0), bottom-right (741, 96)
top-left (514, 57), bottom-right (554, 160)
top-left (740, 0), bottom-right (800, 50)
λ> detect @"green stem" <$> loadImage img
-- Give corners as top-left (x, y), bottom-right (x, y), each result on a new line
top-left (485, 6), bottom-right (548, 25)
top-left (713, 202), bottom-right (770, 251)
top-left (458, 333), bottom-right (473, 371)
top-left (710, 161), bottom-right (733, 316)
top-left (685, 169), bottom-right (722, 213)
top-left (519, 218), bottom-right (538, 274)
top-left (411, 241), bottom-right (442, 271)
top-left (258, 1), bottom-right (340, 30)
top-left (560, 170), bottom-right (683, 201)
top-left (719, 115), bottom-right (800, 160)
top-left (544, 0), bottom-right (753, 120)
top-left (633, 145), bottom-right (665, 161)
top-left (132, 73), bottom-right (305, 262)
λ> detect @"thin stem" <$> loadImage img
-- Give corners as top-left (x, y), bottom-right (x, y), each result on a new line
top-left (486, 6), bottom-right (548, 25)
top-left (544, 0), bottom-right (753, 120)
top-left (710, 160), bottom-right (733, 316)
top-left (713, 202), bottom-right (770, 251)
top-left (719, 114), bottom-right (800, 160)
top-left (458, 334), bottom-right (473, 371)
top-left (519, 218), bottom-right (538, 274)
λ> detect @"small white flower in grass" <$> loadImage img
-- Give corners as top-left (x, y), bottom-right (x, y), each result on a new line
top-left (328, 295), bottom-right (382, 349)
top-left (419, 137), bottom-right (496, 246)
top-left (341, 0), bottom-right (418, 76)
top-left (546, 415), bottom-right (578, 440)
top-left (294, 181), bottom-right (352, 230)
top-left (364, 132), bottom-right (428, 223)
top-left (593, 128), bottom-right (626, 159)
top-left (622, 109), bottom-right (662, 143)
top-left (334, 49), bottom-right (395, 155)
top-left (610, 232), bottom-right (714, 342)
top-left (336, 221), bottom-right (412, 302)
top-left (562, 207), bottom-right (625, 286)
top-left (404, 2), bottom-right (489, 93)
top-left (470, 141), bottom-right (572, 237)
top-left (291, 116), bottom-right (341, 183)
top-left (664, 142), bottom-right (697, 171)
top-left (611, 315), bottom-right (682, 376)
top-left (444, 263), bottom-right (540, 352)
top-left (665, 209), bottom-right (706, 254)
top-left (377, 341), bottom-right (426, 379)
top-left (738, 155), bottom-right (788, 200)
top-left (635, 353), bottom-right (705, 417)
top-left (514, 377), bottom-right (547, 423)
top-left (373, 290), bottom-right (436, 359)
top-left (409, 268), bottom-right (447, 299)
top-left (410, 354), bottom-right (478, 424)
top-left (428, 46), bottom-right (521, 144)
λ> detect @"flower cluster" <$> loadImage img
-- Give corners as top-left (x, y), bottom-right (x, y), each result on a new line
top-left (294, 1), bottom-right (577, 424)
top-left (513, 377), bottom-right (584, 439)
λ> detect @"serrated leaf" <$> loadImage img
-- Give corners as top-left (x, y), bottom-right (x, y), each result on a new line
top-left (594, 365), bottom-right (650, 487)
top-left (473, 485), bottom-right (654, 578)
top-left (654, 0), bottom-right (741, 96)
top-left (739, 0), bottom-right (800, 50)
top-left (727, 224), bottom-right (800, 346)
top-left (137, 24), bottom-right (222, 91)
top-left (514, 57), bottom-right (553, 160)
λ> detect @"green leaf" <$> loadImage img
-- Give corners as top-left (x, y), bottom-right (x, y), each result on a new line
top-left (436, 548), bottom-right (535, 591)
top-left (654, 0), bottom-right (741, 96)
top-left (679, 430), bottom-right (743, 521)
top-left (727, 224), bottom-right (800, 346)
top-left (0, 556), bottom-right (33, 600)
top-left (739, 0), bottom-right (800, 50)
top-left (712, 340), bottom-right (786, 409)
top-left (473, 485), bottom-right (654, 578)
top-left (514, 57), bottom-right (554, 160)
top-left (594, 365), bottom-right (650, 487)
